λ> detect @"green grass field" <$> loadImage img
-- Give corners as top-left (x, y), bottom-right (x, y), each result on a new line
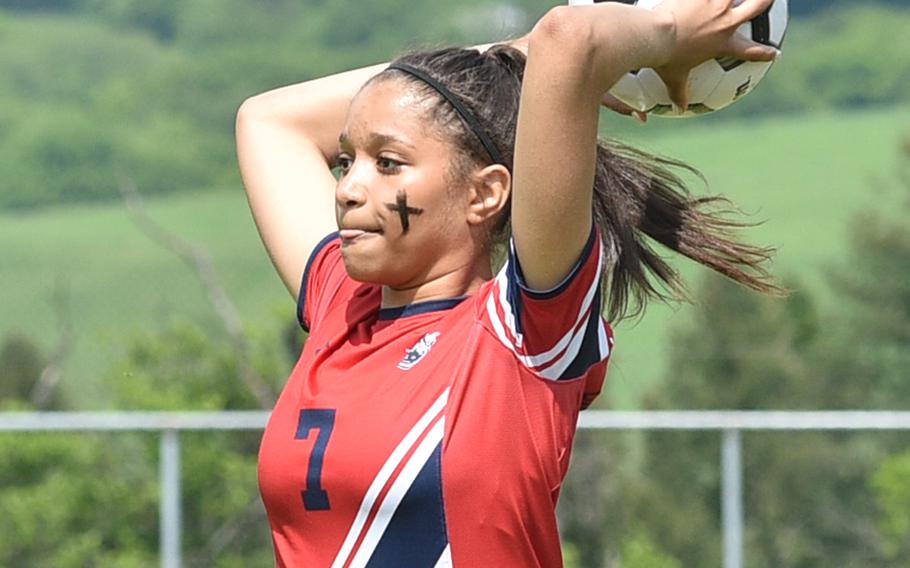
top-left (2, 104), bottom-right (909, 408)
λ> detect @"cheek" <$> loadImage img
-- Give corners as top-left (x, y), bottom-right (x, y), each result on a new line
top-left (402, 196), bottom-right (460, 243)
top-left (412, 178), bottom-right (464, 229)
top-left (380, 184), bottom-right (443, 234)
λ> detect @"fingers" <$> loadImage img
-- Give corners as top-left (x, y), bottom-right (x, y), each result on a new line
top-left (600, 93), bottom-right (648, 123)
top-left (600, 93), bottom-right (635, 115)
top-left (661, 69), bottom-right (691, 114)
top-left (722, 34), bottom-right (779, 62)
top-left (731, 0), bottom-right (775, 23)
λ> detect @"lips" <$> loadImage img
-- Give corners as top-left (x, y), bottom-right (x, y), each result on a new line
top-left (339, 228), bottom-right (381, 241)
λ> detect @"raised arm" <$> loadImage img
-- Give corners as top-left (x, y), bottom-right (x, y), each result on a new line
top-left (511, 0), bottom-right (777, 290)
top-left (236, 62), bottom-right (389, 298)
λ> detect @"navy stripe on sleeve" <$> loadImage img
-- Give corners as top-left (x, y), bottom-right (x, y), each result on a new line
top-left (558, 285), bottom-right (604, 380)
top-left (297, 232), bottom-right (340, 332)
top-left (507, 223), bottom-right (597, 336)
top-left (514, 223), bottom-right (597, 299)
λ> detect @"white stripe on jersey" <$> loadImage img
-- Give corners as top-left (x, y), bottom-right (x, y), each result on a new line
top-left (348, 416), bottom-right (446, 567)
top-left (433, 544), bottom-right (453, 568)
top-left (331, 389), bottom-right (449, 568)
top-left (598, 315), bottom-right (611, 357)
top-left (496, 257), bottom-right (524, 349)
top-left (487, 238), bottom-right (608, 379)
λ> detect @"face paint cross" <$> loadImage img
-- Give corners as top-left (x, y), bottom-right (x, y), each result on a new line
top-left (385, 189), bottom-right (424, 234)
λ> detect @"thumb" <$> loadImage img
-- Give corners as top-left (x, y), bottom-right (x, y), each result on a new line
top-left (722, 34), bottom-right (780, 63)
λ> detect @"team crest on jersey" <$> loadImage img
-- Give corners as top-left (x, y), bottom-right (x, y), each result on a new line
top-left (398, 332), bottom-right (440, 371)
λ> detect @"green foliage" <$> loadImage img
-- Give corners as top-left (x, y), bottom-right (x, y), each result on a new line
top-left (562, 542), bottom-right (583, 568)
top-left (1, 2), bottom-right (910, 209)
top-left (0, 0), bottom-right (82, 13)
top-left (0, 15), bottom-right (160, 104)
top-left (620, 275), bottom-right (897, 567)
top-left (872, 452), bottom-right (910, 561)
top-left (0, 431), bottom-right (159, 567)
top-left (0, 321), bottom-right (280, 565)
top-left (791, 0), bottom-right (910, 16)
top-left (0, 333), bottom-right (44, 401)
top-left (558, 430), bottom-right (630, 567)
top-left (2, 1), bottom-right (910, 563)
top-left (620, 530), bottom-right (682, 568)
top-left (2, 105), bottom-right (906, 411)
top-left (112, 322), bottom-right (265, 410)
top-left (820, 208), bottom-right (910, 408)
top-left (655, 276), bottom-right (821, 409)
top-left (715, 4), bottom-right (910, 117)
top-left (609, 133), bottom-right (910, 567)
top-left (608, 105), bottom-right (910, 405)
top-left (841, 136), bottom-right (910, 564)
top-left (112, 322), bottom-right (278, 565)
top-left (83, 0), bottom-right (180, 41)
top-left (0, 14), bottom-right (229, 209)
top-left (3, 105), bottom-right (121, 206)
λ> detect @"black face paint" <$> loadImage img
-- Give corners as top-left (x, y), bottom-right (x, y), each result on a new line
top-left (385, 189), bottom-right (424, 234)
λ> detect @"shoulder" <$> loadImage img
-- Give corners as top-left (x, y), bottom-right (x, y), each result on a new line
top-left (472, 226), bottom-right (614, 383)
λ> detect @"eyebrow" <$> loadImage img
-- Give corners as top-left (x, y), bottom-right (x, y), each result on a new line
top-left (338, 132), bottom-right (417, 150)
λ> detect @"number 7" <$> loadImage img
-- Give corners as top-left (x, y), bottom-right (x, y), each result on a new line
top-left (295, 408), bottom-right (336, 511)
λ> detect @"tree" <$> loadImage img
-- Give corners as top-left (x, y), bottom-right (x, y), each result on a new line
top-left (623, 131), bottom-right (910, 567)
top-left (872, 452), bottom-right (910, 562)
top-left (623, 273), bottom-right (897, 567)
top-left (0, 334), bottom-right (44, 402)
top-left (0, 322), bottom-right (286, 566)
top-left (841, 132), bottom-right (910, 564)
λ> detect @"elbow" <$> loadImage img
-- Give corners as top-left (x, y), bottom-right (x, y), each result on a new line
top-left (236, 98), bottom-right (254, 136)
top-left (529, 6), bottom-right (600, 87)
top-left (531, 6), bottom-right (596, 63)
top-left (236, 95), bottom-right (265, 129)
top-left (235, 95), bottom-right (279, 145)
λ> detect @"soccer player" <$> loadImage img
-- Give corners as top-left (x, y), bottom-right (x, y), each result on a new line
top-left (237, 1), bottom-right (782, 565)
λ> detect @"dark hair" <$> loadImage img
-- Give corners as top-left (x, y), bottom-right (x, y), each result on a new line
top-left (374, 45), bottom-right (786, 322)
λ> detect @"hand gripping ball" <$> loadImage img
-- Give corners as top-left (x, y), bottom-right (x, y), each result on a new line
top-left (568, 0), bottom-right (788, 118)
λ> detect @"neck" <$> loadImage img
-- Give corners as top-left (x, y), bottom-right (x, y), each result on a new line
top-left (380, 254), bottom-right (493, 309)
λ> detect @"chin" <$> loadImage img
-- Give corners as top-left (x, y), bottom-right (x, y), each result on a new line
top-left (341, 250), bottom-right (421, 289)
top-left (340, 249), bottom-right (387, 284)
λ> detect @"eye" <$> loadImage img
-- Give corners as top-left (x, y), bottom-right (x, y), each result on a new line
top-left (377, 156), bottom-right (402, 173)
top-left (332, 153), bottom-right (353, 177)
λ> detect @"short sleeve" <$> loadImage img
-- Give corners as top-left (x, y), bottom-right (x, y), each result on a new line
top-left (297, 232), bottom-right (345, 332)
top-left (482, 224), bottom-right (614, 383)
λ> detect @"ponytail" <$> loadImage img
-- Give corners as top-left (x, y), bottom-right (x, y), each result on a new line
top-left (593, 140), bottom-right (785, 321)
top-left (379, 45), bottom-right (785, 322)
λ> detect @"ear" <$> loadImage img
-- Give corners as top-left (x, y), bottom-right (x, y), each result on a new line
top-left (465, 164), bottom-right (511, 226)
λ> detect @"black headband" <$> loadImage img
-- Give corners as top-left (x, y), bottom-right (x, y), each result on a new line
top-left (386, 62), bottom-right (504, 167)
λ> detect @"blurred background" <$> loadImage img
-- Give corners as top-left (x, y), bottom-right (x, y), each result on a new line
top-left (1, 0), bottom-right (909, 566)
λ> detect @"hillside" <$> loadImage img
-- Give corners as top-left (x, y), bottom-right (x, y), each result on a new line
top-left (1, 3), bottom-right (910, 210)
top-left (3, 105), bottom-right (908, 407)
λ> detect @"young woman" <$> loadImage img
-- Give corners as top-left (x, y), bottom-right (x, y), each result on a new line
top-left (237, 1), bottom-right (782, 565)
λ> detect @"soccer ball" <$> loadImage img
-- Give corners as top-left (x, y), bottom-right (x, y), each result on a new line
top-left (567, 0), bottom-right (788, 118)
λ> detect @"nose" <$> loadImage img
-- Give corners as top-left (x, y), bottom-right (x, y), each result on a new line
top-left (335, 166), bottom-right (368, 210)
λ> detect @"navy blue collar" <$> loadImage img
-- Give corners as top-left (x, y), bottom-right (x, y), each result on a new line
top-left (377, 297), bottom-right (468, 321)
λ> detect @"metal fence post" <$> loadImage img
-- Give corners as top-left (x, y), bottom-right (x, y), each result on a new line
top-left (722, 429), bottom-right (744, 568)
top-left (160, 429), bottom-right (182, 568)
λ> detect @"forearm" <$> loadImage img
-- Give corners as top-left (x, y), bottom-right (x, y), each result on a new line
top-left (238, 36), bottom-right (529, 163)
top-left (238, 61), bottom-right (388, 162)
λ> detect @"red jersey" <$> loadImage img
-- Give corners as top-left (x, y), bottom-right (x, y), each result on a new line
top-left (258, 227), bottom-right (614, 567)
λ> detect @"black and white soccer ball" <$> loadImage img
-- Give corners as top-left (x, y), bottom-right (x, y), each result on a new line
top-left (568, 0), bottom-right (788, 118)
